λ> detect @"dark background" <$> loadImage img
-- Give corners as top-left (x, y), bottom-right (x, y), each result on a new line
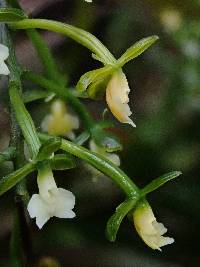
top-left (0, 0), bottom-right (200, 266)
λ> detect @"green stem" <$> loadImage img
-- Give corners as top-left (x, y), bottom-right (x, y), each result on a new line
top-left (24, 71), bottom-right (95, 130)
top-left (9, 18), bottom-right (116, 65)
top-left (26, 29), bottom-right (65, 84)
top-left (39, 133), bottom-right (140, 198)
top-left (10, 210), bottom-right (22, 267)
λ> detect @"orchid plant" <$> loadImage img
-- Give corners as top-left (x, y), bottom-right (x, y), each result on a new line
top-left (0, 0), bottom-right (182, 265)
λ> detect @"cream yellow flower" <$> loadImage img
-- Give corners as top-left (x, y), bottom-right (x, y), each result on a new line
top-left (106, 70), bottom-right (136, 127)
top-left (0, 44), bottom-right (10, 75)
top-left (133, 201), bottom-right (174, 250)
top-left (41, 99), bottom-right (79, 139)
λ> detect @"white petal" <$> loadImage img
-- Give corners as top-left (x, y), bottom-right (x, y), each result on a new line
top-left (49, 188), bottom-right (76, 218)
top-left (66, 131), bottom-right (76, 140)
top-left (27, 194), bottom-right (50, 229)
top-left (0, 62), bottom-right (10, 75)
top-left (0, 44), bottom-right (9, 60)
top-left (55, 209), bottom-right (76, 219)
top-left (41, 115), bottom-right (52, 132)
top-left (66, 114), bottom-right (80, 129)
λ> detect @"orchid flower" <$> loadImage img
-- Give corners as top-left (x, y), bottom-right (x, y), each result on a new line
top-left (27, 165), bottom-right (75, 229)
top-left (133, 200), bottom-right (174, 250)
top-left (41, 99), bottom-right (79, 140)
top-left (106, 70), bottom-right (136, 127)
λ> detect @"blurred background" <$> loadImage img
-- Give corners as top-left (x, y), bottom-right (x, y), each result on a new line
top-left (0, 0), bottom-right (200, 266)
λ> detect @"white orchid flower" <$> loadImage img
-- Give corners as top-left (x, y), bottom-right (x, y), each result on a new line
top-left (133, 200), bottom-right (174, 251)
top-left (41, 99), bottom-right (79, 140)
top-left (106, 70), bottom-right (136, 127)
top-left (0, 44), bottom-right (10, 75)
top-left (27, 166), bottom-right (75, 229)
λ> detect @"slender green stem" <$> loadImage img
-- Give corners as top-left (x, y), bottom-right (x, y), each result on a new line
top-left (10, 209), bottom-right (22, 267)
top-left (24, 71), bottom-right (95, 130)
top-left (26, 29), bottom-right (66, 84)
top-left (39, 133), bottom-right (140, 198)
top-left (9, 18), bottom-right (116, 64)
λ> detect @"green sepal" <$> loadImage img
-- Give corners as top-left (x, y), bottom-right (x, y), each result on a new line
top-left (36, 137), bottom-right (61, 162)
top-left (141, 171), bottom-right (182, 196)
top-left (74, 131), bottom-right (90, 145)
top-left (76, 65), bottom-right (115, 99)
top-left (0, 163), bottom-right (35, 196)
top-left (49, 154), bottom-right (76, 170)
top-left (23, 89), bottom-right (51, 103)
top-left (117, 35), bottom-right (159, 67)
top-left (0, 8), bottom-right (27, 22)
top-left (91, 125), bottom-right (122, 152)
top-left (106, 198), bottom-right (138, 242)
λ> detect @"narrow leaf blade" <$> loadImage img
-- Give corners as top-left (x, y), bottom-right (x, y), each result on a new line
top-left (106, 198), bottom-right (137, 242)
top-left (141, 171), bottom-right (182, 196)
top-left (0, 163), bottom-right (35, 196)
top-left (118, 35), bottom-right (159, 66)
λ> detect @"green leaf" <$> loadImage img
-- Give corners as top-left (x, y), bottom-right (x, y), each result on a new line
top-left (9, 83), bottom-right (41, 158)
top-left (36, 137), bottom-right (61, 162)
top-left (0, 8), bottom-right (27, 22)
top-left (141, 171), bottom-right (182, 196)
top-left (0, 163), bottom-right (35, 196)
top-left (91, 125), bottom-right (122, 152)
top-left (49, 154), bottom-right (76, 170)
top-left (106, 198), bottom-right (137, 242)
top-left (117, 35), bottom-right (159, 67)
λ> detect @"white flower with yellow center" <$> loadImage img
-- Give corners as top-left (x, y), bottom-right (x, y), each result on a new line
top-left (27, 166), bottom-right (75, 229)
top-left (0, 44), bottom-right (10, 75)
top-left (133, 201), bottom-right (174, 250)
top-left (106, 70), bottom-right (136, 127)
top-left (41, 99), bottom-right (79, 139)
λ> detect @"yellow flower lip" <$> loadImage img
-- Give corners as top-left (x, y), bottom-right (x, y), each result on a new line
top-left (41, 99), bottom-right (79, 139)
top-left (106, 70), bottom-right (136, 127)
top-left (133, 201), bottom-right (174, 250)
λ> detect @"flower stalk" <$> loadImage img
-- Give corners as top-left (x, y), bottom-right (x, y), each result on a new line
top-left (9, 18), bottom-right (116, 65)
